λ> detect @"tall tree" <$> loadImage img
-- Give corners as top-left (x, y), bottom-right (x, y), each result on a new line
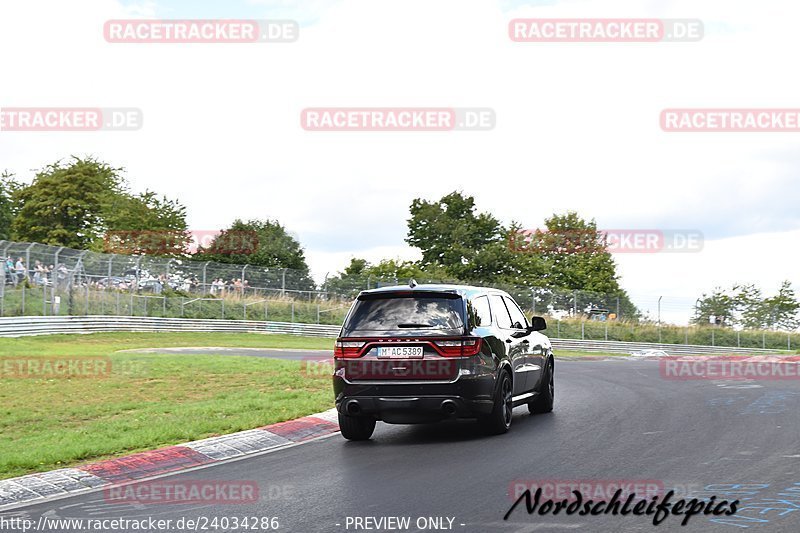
top-left (693, 287), bottom-right (737, 326)
top-left (763, 280), bottom-right (800, 331)
top-left (11, 157), bottom-right (124, 248)
top-left (407, 191), bottom-right (504, 276)
top-left (526, 212), bottom-right (621, 293)
top-left (100, 191), bottom-right (189, 255)
top-left (0, 171), bottom-right (22, 240)
top-left (736, 283), bottom-right (769, 329)
top-left (9, 157), bottom-right (188, 253)
top-left (194, 219), bottom-right (314, 290)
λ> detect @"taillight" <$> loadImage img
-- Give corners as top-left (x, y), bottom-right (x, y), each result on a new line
top-left (433, 338), bottom-right (482, 357)
top-left (334, 340), bottom-right (365, 358)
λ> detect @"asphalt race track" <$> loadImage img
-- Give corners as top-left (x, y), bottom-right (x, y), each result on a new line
top-left (4, 354), bottom-right (800, 532)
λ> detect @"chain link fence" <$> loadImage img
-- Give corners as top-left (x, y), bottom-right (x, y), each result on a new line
top-left (1, 239), bottom-right (797, 350)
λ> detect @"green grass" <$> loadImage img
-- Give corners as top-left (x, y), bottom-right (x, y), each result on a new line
top-left (0, 331), bottom-right (643, 480)
top-left (0, 332), bottom-right (333, 357)
top-left (0, 333), bottom-right (334, 480)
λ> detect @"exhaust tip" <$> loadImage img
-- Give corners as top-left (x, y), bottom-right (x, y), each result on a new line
top-left (441, 400), bottom-right (457, 416)
top-left (346, 401), bottom-right (361, 415)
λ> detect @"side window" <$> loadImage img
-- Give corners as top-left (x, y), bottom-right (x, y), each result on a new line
top-left (504, 297), bottom-right (528, 330)
top-left (489, 294), bottom-right (513, 329)
top-left (470, 296), bottom-right (492, 327)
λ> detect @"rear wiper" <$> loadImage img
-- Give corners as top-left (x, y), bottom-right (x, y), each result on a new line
top-left (397, 323), bottom-right (434, 328)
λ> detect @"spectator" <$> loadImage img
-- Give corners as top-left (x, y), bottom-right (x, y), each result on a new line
top-left (56, 264), bottom-right (68, 287)
top-left (15, 257), bottom-right (25, 284)
top-left (33, 261), bottom-right (43, 285)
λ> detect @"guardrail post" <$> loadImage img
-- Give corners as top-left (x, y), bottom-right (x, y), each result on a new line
top-left (265, 301), bottom-right (268, 321)
top-left (581, 321), bottom-right (585, 340)
top-left (737, 331), bottom-right (740, 347)
top-left (604, 322), bottom-right (608, 341)
top-left (221, 299), bottom-right (225, 319)
top-left (317, 304), bottom-right (320, 324)
top-left (789, 333), bottom-right (792, 350)
top-left (711, 328), bottom-right (715, 346)
top-left (762, 331), bottom-right (765, 349)
top-left (291, 301), bottom-right (295, 322)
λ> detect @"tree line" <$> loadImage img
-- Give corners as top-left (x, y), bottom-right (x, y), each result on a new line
top-left (694, 281), bottom-right (799, 330)
top-left (4, 157), bottom-right (794, 329)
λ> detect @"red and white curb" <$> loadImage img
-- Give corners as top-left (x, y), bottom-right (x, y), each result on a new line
top-left (0, 408), bottom-right (339, 510)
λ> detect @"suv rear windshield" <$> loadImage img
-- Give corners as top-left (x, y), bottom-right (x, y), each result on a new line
top-left (342, 293), bottom-right (465, 336)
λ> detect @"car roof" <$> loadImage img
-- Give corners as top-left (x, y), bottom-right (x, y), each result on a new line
top-left (358, 283), bottom-right (509, 299)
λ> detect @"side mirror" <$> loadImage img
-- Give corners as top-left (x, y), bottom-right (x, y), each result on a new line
top-left (530, 316), bottom-right (547, 331)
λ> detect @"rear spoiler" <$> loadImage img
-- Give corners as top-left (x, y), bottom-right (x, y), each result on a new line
top-left (357, 290), bottom-right (462, 300)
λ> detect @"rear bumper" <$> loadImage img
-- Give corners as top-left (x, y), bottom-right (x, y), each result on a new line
top-left (333, 374), bottom-right (496, 423)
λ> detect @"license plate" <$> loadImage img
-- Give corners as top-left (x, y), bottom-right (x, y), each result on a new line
top-left (377, 346), bottom-right (423, 358)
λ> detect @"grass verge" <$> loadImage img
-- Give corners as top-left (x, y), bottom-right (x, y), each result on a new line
top-left (0, 333), bottom-right (334, 480)
top-left (0, 332), bottom-right (626, 480)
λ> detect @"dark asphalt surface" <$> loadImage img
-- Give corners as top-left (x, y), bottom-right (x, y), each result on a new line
top-left (5, 355), bottom-right (800, 533)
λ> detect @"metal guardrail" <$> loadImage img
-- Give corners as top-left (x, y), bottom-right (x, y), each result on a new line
top-left (0, 316), bottom-right (790, 355)
top-left (550, 338), bottom-right (787, 355)
top-left (0, 316), bottom-right (340, 338)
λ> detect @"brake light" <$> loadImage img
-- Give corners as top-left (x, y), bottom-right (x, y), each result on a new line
top-left (334, 340), bottom-right (365, 358)
top-left (433, 338), bottom-right (482, 357)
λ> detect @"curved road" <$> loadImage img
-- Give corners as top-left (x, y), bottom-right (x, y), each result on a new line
top-left (4, 354), bottom-right (800, 532)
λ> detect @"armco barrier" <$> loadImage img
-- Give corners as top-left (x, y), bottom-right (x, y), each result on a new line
top-left (0, 315), bottom-right (340, 338)
top-left (0, 316), bottom-right (789, 355)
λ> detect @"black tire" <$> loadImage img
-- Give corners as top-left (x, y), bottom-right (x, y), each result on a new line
top-left (338, 413), bottom-right (376, 441)
top-left (479, 371), bottom-right (513, 435)
top-left (529, 358), bottom-right (554, 414)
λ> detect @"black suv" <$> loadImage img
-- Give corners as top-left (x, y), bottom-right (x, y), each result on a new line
top-left (332, 283), bottom-right (554, 440)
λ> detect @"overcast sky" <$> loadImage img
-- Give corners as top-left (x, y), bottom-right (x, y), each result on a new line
top-left (1, 0), bottom-right (798, 324)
